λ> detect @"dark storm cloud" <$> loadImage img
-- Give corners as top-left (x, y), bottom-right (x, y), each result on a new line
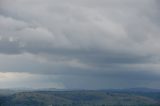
top-left (0, 0), bottom-right (160, 89)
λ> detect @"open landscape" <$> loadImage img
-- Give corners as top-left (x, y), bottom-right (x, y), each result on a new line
top-left (0, 88), bottom-right (160, 106)
top-left (0, 0), bottom-right (160, 106)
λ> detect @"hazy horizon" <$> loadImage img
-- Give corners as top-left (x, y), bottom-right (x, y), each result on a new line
top-left (0, 0), bottom-right (160, 89)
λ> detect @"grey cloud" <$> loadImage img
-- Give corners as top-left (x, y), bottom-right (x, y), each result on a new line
top-left (0, 0), bottom-right (160, 89)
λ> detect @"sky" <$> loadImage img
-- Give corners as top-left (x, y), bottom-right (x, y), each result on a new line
top-left (0, 0), bottom-right (160, 89)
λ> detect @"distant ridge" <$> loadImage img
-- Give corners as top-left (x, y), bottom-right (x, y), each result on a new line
top-left (1, 87), bottom-right (160, 93)
top-left (101, 88), bottom-right (160, 93)
top-left (124, 88), bottom-right (160, 93)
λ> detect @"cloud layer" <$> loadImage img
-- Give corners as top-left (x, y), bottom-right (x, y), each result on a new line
top-left (0, 0), bottom-right (160, 89)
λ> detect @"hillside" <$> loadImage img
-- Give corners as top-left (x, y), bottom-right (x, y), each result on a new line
top-left (0, 90), bottom-right (159, 106)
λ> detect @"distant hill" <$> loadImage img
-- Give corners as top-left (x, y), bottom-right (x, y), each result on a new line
top-left (0, 89), bottom-right (16, 96)
top-left (0, 90), bottom-right (159, 106)
top-left (100, 88), bottom-right (160, 93)
top-left (124, 88), bottom-right (160, 93)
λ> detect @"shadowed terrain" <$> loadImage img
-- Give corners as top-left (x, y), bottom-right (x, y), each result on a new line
top-left (0, 89), bottom-right (160, 106)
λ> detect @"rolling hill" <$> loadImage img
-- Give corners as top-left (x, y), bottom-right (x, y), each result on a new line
top-left (0, 90), bottom-right (159, 106)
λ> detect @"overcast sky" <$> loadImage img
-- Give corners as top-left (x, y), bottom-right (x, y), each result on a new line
top-left (0, 0), bottom-right (160, 89)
